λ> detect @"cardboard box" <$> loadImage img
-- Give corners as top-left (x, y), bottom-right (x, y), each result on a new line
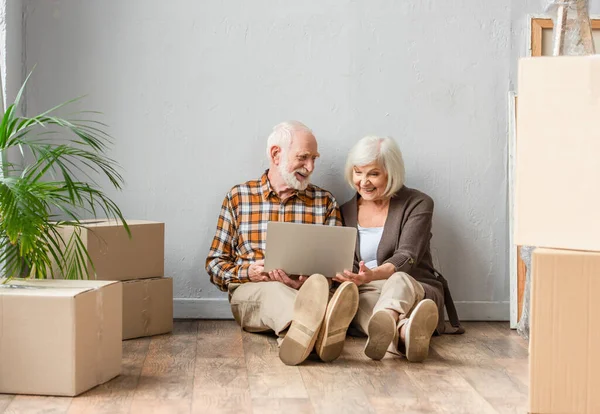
top-left (55, 219), bottom-right (164, 281)
top-left (530, 248), bottom-right (600, 414)
top-left (122, 277), bottom-right (173, 340)
top-left (515, 56), bottom-right (600, 251)
top-left (0, 278), bottom-right (122, 396)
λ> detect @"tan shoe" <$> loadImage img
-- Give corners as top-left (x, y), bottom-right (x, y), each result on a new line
top-left (315, 281), bottom-right (359, 362)
top-left (404, 299), bottom-right (438, 362)
top-left (364, 310), bottom-right (397, 360)
top-left (279, 274), bottom-right (329, 366)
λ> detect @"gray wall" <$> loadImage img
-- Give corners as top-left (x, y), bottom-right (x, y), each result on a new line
top-left (1, 0), bottom-right (23, 107)
top-left (19, 0), bottom-right (577, 320)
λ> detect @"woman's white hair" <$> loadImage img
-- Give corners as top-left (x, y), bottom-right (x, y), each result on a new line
top-left (266, 121), bottom-right (313, 159)
top-left (345, 135), bottom-right (406, 197)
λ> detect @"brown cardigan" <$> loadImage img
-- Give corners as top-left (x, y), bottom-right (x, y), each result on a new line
top-left (340, 186), bottom-right (464, 335)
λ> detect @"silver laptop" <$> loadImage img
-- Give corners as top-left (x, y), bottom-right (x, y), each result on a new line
top-left (264, 222), bottom-right (357, 278)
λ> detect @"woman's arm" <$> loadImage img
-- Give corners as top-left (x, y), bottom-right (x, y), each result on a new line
top-left (334, 261), bottom-right (395, 286)
top-left (382, 196), bottom-right (434, 274)
top-left (334, 195), bottom-right (434, 286)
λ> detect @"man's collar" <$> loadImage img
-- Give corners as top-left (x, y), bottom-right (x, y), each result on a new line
top-left (261, 169), bottom-right (309, 203)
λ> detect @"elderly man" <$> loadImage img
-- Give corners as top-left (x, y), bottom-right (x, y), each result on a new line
top-left (206, 121), bottom-right (359, 365)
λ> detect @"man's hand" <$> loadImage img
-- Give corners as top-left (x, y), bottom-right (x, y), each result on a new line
top-left (248, 260), bottom-right (269, 282)
top-left (333, 261), bottom-right (373, 286)
top-left (268, 269), bottom-right (308, 290)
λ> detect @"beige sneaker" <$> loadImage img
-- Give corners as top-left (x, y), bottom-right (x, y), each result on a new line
top-left (314, 281), bottom-right (359, 362)
top-left (279, 274), bottom-right (329, 366)
top-left (404, 299), bottom-right (438, 362)
top-left (364, 310), bottom-right (397, 360)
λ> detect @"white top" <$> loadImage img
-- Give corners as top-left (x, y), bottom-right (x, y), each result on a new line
top-left (357, 225), bottom-right (384, 270)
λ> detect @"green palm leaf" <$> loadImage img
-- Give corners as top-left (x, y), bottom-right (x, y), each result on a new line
top-left (0, 71), bottom-right (128, 281)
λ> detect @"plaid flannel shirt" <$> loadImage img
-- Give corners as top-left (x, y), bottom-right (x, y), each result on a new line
top-left (206, 170), bottom-right (342, 291)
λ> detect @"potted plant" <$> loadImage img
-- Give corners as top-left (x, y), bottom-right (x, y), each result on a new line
top-left (0, 73), bottom-right (128, 281)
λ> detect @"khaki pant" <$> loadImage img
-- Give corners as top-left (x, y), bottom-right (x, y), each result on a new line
top-left (229, 281), bottom-right (298, 337)
top-left (351, 272), bottom-right (425, 353)
top-left (229, 272), bottom-right (423, 342)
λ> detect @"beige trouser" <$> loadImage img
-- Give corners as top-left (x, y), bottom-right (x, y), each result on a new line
top-left (229, 281), bottom-right (298, 337)
top-left (228, 272), bottom-right (424, 350)
top-left (351, 272), bottom-right (425, 353)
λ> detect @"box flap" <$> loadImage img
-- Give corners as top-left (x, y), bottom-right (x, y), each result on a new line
top-left (534, 247), bottom-right (600, 257)
top-left (0, 278), bottom-right (119, 297)
top-left (76, 219), bottom-right (163, 227)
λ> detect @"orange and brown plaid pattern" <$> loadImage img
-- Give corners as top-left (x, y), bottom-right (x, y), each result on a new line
top-left (206, 170), bottom-right (342, 291)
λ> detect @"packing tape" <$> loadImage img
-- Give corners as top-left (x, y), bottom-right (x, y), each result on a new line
top-left (0, 280), bottom-right (92, 290)
top-left (0, 296), bottom-right (3, 350)
top-left (0, 284), bottom-right (70, 290)
top-left (95, 288), bottom-right (104, 384)
top-left (142, 280), bottom-right (151, 336)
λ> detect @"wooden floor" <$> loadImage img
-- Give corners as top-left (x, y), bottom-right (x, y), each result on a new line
top-left (0, 321), bottom-right (529, 414)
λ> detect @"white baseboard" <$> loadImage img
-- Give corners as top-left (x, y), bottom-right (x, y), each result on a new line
top-left (174, 298), bottom-right (510, 321)
top-left (453, 301), bottom-right (510, 321)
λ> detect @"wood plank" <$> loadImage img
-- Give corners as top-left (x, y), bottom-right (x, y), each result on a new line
top-left (67, 337), bottom-right (152, 414)
top-left (193, 320), bottom-right (252, 414)
top-left (341, 336), bottom-right (421, 400)
top-left (457, 362), bottom-right (528, 414)
top-left (299, 363), bottom-right (375, 414)
top-left (0, 321), bottom-right (530, 414)
top-left (251, 398), bottom-right (313, 414)
top-left (493, 357), bottom-right (529, 390)
top-left (242, 331), bottom-right (308, 399)
top-left (370, 397), bottom-right (438, 414)
top-left (0, 395), bottom-right (14, 413)
top-left (4, 396), bottom-right (72, 414)
top-left (192, 392), bottom-right (251, 414)
top-left (129, 399), bottom-right (191, 414)
top-left (133, 322), bottom-right (197, 401)
top-left (403, 360), bottom-right (498, 413)
top-left (197, 320), bottom-right (244, 359)
top-left (430, 324), bottom-right (528, 413)
top-left (463, 322), bottom-right (529, 359)
top-left (139, 322), bottom-right (198, 375)
top-left (193, 357), bottom-right (251, 413)
top-left (296, 337), bottom-right (375, 414)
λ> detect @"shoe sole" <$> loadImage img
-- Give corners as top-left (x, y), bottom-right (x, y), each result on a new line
top-left (279, 275), bottom-right (329, 366)
top-left (405, 299), bottom-right (438, 363)
top-left (364, 310), bottom-right (396, 360)
top-left (315, 282), bottom-right (359, 362)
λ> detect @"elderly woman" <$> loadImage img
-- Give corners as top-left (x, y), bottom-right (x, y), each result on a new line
top-left (334, 136), bottom-right (463, 362)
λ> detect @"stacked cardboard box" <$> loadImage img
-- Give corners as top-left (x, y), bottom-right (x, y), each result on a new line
top-left (516, 56), bottom-right (600, 414)
top-left (56, 219), bottom-right (173, 340)
top-left (0, 279), bottom-right (122, 396)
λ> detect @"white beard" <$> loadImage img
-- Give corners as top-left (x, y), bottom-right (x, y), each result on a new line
top-left (279, 155), bottom-right (311, 191)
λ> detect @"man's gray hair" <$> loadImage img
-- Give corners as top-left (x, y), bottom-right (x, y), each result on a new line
top-left (266, 121), bottom-right (313, 159)
top-left (345, 135), bottom-right (406, 197)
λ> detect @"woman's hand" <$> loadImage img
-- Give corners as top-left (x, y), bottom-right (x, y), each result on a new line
top-left (333, 261), bottom-right (373, 286)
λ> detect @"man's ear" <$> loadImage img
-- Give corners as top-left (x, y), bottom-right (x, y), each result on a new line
top-left (270, 145), bottom-right (282, 165)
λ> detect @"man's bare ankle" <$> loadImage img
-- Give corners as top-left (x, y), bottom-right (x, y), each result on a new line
top-left (399, 323), bottom-right (407, 342)
top-left (384, 309), bottom-right (399, 320)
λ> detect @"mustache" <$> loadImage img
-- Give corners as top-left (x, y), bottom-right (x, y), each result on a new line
top-left (295, 168), bottom-right (310, 176)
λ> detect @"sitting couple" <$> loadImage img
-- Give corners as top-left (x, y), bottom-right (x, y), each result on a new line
top-left (205, 120), bottom-right (464, 366)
